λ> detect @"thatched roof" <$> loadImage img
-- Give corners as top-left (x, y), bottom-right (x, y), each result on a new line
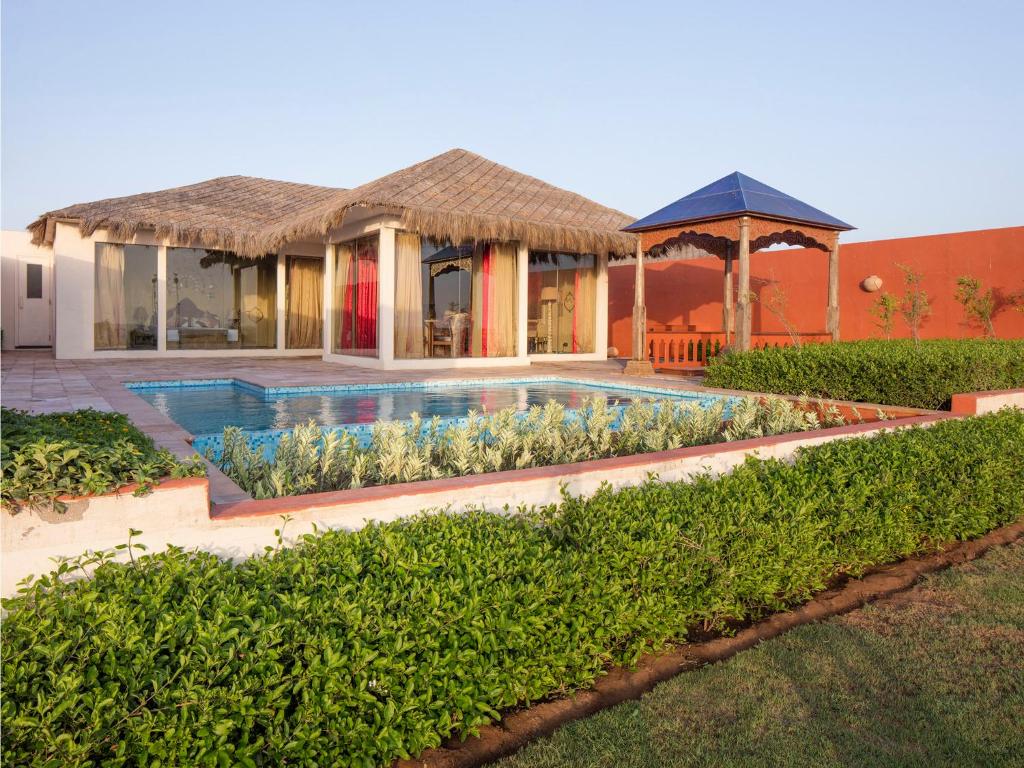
top-left (29, 149), bottom-right (637, 257)
top-left (265, 148), bottom-right (637, 256)
top-left (28, 176), bottom-right (343, 256)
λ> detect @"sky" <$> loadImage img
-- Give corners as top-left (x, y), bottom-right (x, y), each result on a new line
top-left (2, 0), bottom-right (1022, 242)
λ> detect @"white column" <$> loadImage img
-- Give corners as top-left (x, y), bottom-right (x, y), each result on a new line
top-left (322, 242), bottom-right (334, 358)
top-left (517, 242), bottom-right (529, 359)
top-left (276, 252), bottom-right (287, 351)
top-left (595, 252), bottom-right (609, 357)
top-left (157, 244), bottom-right (167, 352)
top-left (377, 226), bottom-right (396, 364)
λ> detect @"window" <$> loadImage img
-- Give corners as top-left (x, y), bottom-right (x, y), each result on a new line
top-left (167, 248), bottom-right (276, 350)
top-left (25, 264), bottom-right (42, 299)
top-left (395, 235), bottom-right (518, 359)
top-left (94, 243), bottom-right (158, 350)
top-left (527, 252), bottom-right (596, 354)
top-left (332, 235), bottom-right (379, 356)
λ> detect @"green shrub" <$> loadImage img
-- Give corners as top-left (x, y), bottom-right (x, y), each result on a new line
top-left (704, 339), bottom-right (1024, 409)
top-left (3, 410), bottom-right (1022, 767)
top-left (215, 395), bottom-right (843, 499)
top-left (1, 408), bottom-right (205, 513)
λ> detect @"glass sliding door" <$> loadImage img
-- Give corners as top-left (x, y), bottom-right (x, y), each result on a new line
top-left (417, 239), bottom-right (473, 359)
top-left (527, 252), bottom-right (596, 354)
top-left (399, 236), bottom-right (517, 359)
top-left (166, 248), bottom-right (276, 349)
top-left (286, 256), bottom-right (323, 349)
top-left (332, 235), bottom-right (379, 356)
top-left (94, 243), bottom-right (158, 350)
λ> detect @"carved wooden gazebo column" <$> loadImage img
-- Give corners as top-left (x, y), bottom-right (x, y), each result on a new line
top-left (827, 241), bottom-right (840, 341)
top-left (623, 238), bottom-right (655, 376)
top-left (735, 216), bottom-right (752, 351)
top-left (722, 244), bottom-right (733, 343)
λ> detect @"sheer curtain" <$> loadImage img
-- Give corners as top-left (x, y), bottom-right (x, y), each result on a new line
top-left (95, 243), bottom-right (127, 349)
top-left (287, 257), bottom-right (323, 349)
top-left (334, 243), bottom-right (354, 352)
top-left (394, 232), bottom-right (424, 358)
top-left (572, 259), bottom-right (596, 353)
top-left (471, 242), bottom-right (517, 357)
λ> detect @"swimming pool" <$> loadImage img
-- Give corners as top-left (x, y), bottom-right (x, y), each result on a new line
top-left (126, 377), bottom-right (729, 458)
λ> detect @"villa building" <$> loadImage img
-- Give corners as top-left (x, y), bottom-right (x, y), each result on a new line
top-left (9, 149), bottom-right (635, 369)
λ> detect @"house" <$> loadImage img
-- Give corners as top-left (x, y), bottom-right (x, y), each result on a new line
top-left (11, 149), bottom-right (636, 369)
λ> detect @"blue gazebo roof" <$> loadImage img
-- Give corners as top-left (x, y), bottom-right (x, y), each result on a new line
top-left (623, 172), bottom-right (854, 232)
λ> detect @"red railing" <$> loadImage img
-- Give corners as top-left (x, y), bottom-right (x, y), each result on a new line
top-left (647, 329), bottom-right (832, 371)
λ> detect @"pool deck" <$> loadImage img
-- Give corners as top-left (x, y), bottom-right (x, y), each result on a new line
top-left (1, 350), bottom-right (707, 503)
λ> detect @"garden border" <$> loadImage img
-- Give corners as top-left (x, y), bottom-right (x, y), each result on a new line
top-left (2, 409), bottom-right (947, 595)
top-left (393, 517), bottom-right (1024, 768)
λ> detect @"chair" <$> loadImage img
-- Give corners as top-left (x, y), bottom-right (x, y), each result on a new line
top-left (424, 319), bottom-right (452, 358)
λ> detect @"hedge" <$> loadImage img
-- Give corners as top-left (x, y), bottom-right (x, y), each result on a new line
top-left (1, 408), bottom-right (205, 513)
top-left (703, 339), bottom-right (1024, 409)
top-left (3, 411), bottom-right (1023, 767)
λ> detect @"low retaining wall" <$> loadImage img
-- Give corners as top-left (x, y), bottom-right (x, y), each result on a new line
top-left (2, 413), bottom-right (947, 596)
top-left (2, 478), bottom-right (211, 595)
top-left (950, 388), bottom-right (1024, 415)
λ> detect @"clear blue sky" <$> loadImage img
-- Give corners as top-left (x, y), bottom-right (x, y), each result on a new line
top-left (2, 0), bottom-right (1022, 241)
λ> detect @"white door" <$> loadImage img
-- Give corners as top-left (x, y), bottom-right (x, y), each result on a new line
top-left (16, 257), bottom-right (52, 347)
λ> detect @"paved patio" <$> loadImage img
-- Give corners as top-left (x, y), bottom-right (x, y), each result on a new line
top-left (1, 350), bottom-right (704, 503)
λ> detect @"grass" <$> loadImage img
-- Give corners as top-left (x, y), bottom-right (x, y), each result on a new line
top-left (499, 541), bottom-right (1024, 768)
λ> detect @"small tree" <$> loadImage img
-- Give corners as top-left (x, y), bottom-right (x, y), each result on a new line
top-left (757, 280), bottom-right (801, 347)
top-left (869, 292), bottom-right (899, 339)
top-left (954, 275), bottom-right (997, 338)
top-left (897, 264), bottom-right (931, 343)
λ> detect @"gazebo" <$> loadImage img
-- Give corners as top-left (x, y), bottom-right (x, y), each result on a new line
top-left (620, 172), bottom-right (853, 374)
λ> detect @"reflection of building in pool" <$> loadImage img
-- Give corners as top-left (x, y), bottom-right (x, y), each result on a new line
top-left (27, 148), bottom-right (632, 368)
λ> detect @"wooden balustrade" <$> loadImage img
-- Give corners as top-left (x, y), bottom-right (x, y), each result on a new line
top-left (646, 329), bottom-right (832, 371)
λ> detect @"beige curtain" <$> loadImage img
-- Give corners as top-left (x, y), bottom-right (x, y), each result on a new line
top-left (471, 242), bottom-right (517, 357)
top-left (394, 233), bottom-right (424, 358)
top-left (287, 257), bottom-right (323, 348)
top-left (575, 260), bottom-right (597, 353)
top-left (95, 243), bottom-right (126, 349)
top-left (333, 243), bottom-right (353, 353)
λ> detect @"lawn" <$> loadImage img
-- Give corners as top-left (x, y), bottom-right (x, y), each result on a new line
top-left (499, 541), bottom-right (1024, 768)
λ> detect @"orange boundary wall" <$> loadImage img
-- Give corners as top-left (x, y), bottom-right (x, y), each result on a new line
top-left (609, 226), bottom-right (1024, 357)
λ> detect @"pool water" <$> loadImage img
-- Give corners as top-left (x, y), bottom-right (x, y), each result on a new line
top-left (126, 377), bottom-right (728, 458)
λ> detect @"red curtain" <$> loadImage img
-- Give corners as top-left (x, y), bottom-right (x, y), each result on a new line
top-left (356, 251), bottom-right (378, 351)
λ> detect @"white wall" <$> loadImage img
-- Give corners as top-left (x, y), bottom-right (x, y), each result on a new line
top-left (1, 230), bottom-right (54, 350)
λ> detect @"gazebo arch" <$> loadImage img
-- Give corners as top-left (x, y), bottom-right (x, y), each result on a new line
top-left (621, 172), bottom-right (853, 373)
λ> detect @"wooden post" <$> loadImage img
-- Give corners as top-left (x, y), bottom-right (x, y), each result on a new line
top-left (623, 238), bottom-right (655, 376)
top-left (735, 217), bottom-right (751, 351)
top-left (827, 241), bottom-right (840, 341)
top-left (722, 245), bottom-right (734, 344)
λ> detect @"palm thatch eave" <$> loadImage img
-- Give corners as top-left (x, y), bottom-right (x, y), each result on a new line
top-left (262, 200), bottom-right (638, 257)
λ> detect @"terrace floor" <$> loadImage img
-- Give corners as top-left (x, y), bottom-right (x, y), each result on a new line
top-left (1, 350), bottom-right (706, 503)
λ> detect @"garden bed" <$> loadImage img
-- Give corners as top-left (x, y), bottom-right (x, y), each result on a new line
top-left (3, 410), bottom-right (1021, 767)
top-left (401, 517), bottom-right (1024, 768)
